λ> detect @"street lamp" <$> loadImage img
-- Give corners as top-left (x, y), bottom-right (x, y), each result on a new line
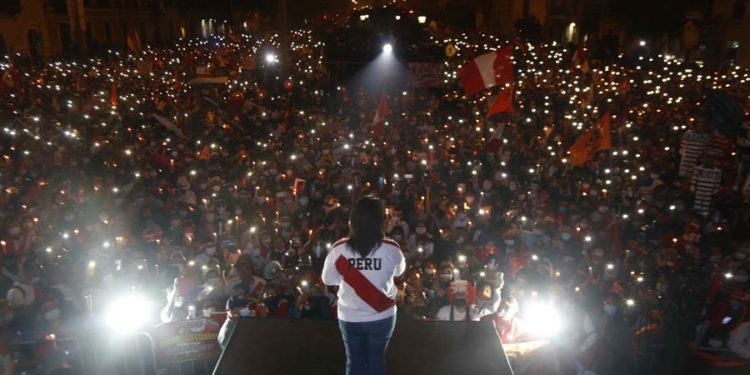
top-left (383, 43), bottom-right (393, 54)
top-left (418, 16), bottom-right (427, 24)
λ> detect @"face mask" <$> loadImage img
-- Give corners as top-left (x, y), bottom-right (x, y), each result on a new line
top-left (206, 214), bottom-right (216, 222)
top-left (299, 197), bottom-right (309, 206)
top-left (416, 227), bottom-right (426, 235)
top-left (250, 247), bottom-right (261, 257)
top-left (392, 234), bottom-right (403, 241)
top-left (256, 196), bottom-right (266, 204)
top-left (439, 274), bottom-right (452, 282)
top-left (604, 305), bottom-right (617, 316)
top-left (561, 233), bottom-right (571, 241)
top-left (708, 340), bottom-right (723, 348)
top-left (737, 275), bottom-right (749, 283)
top-left (205, 247), bottom-right (216, 256)
top-left (9, 227), bottom-right (21, 236)
top-left (456, 236), bottom-right (465, 244)
top-left (217, 207), bottom-right (226, 214)
top-left (44, 308), bottom-right (61, 321)
top-left (235, 208), bottom-right (243, 215)
top-left (454, 298), bottom-right (467, 308)
top-left (505, 239), bottom-right (515, 246)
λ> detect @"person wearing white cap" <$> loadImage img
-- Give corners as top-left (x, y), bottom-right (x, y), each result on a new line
top-left (176, 175), bottom-right (197, 206)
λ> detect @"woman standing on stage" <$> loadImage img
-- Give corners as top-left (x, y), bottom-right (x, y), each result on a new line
top-left (323, 196), bottom-right (406, 375)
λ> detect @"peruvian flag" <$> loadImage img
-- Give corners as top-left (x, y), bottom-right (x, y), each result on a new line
top-left (487, 85), bottom-right (514, 117)
top-left (458, 45), bottom-right (514, 97)
top-left (110, 80), bottom-right (118, 107)
top-left (372, 93), bottom-right (389, 137)
top-left (484, 122), bottom-right (506, 154)
top-left (572, 45), bottom-right (590, 72)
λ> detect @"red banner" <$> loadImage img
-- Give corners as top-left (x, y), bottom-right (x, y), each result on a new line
top-left (153, 318), bottom-right (222, 368)
top-left (407, 63), bottom-right (445, 88)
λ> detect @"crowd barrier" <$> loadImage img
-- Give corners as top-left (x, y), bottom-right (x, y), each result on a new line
top-left (7, 317), bottom-right (221, 375)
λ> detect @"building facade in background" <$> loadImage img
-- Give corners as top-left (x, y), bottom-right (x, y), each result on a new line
top-left (708, 0), bottom-right (750, 66)
top-left (0, 0), bottom-right (47, 57)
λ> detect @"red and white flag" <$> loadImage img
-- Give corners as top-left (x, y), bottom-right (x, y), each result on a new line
top-left (487, 85), bottom-right (514, 117)
top-left (572, 45), bottom-right (590, 73)
top-left (372, 93), bottom-right (389, 137)
top-left (458, 45), bottom-right (514, 97)
top-left (484, 122), bottom-right (506, 154)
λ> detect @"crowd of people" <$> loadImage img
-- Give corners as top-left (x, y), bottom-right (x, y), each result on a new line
top-left (0, 15), bottom-right (749, 375)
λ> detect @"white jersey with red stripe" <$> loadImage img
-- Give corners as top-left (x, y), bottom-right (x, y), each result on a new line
top-left (322, 237), bottom-right (406, 323)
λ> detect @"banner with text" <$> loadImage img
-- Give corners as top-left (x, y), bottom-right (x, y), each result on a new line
top-left (407, 63), bottom-right (445, 88)
top-left (154, 318), bottom-right (222, 368)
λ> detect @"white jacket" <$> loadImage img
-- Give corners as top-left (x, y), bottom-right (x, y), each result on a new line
top-left (322, 238), bottom-right (406, 323)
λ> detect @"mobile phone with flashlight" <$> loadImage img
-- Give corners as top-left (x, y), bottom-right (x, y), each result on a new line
top-left (298, 280), bottom-right (310, 294)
